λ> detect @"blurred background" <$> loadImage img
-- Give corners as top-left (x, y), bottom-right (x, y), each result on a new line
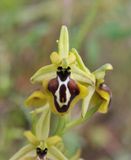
top-left (0, 0), bottom-right (131, 159)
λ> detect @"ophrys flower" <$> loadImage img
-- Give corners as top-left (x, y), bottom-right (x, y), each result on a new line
top-left (10, 106), bottom-right (68, 160)
top-left (25, 26), bottom-right (95, 116)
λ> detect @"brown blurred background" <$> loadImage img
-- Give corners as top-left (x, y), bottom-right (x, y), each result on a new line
top-left (0, 0), bottom-right (131, 159)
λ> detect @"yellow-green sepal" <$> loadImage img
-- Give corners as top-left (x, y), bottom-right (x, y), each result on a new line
top-left (48, 146), bottom-right (68, 160)
top-left (93, 63), bottom-right (113, 83)
top-left (50, 52), bottom-right (62, 65)
top-left (46, 136), bottom-right (62, 147)
top-left (71, 65), bottom-right (95, 85)
top-left (58, 25), bottom-right (69, 59)
top-left (30, 64), bottom-right (56, 84)
top-left (81, 86), bottom-right (95, 118)
top-left (25, 90), bottom-right (47, 108)
top-left (71, 48), bottom-right (91, 74)
top-left (24, 131), bottom-right (39, 146)
top-left (35, 105), bottom-right (51, 140)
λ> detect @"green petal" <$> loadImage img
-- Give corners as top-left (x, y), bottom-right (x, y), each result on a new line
top-left (50, 52), bottom-right (62, 65)
top-left (48, 146), bottom-right (68, 160)
top-left (30, 64), bottom-right (56, 83)
top-left (58, 25), bottom-right (69, 59)
top-left (82, 86), bottom-right (95, 118)
top-left (71, 65), bottom-right (95, 85)
top-left (9, 144), bottom-right (35, 160)
top-left (68, 52), bottom-right (76, 65)
top-left (71, 48), bottom-right (91, 74)
top-left (93, 63), bottom-right (113, 82)
top-left (24, 131), bottom-right (39, 146)
top-left (35, 105), bottom-right (51, 140)
top-left (46, 136), bottom-right (62, 147)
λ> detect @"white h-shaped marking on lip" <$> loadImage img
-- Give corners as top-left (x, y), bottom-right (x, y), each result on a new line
top-left (55, 77), bottom-right (71, 108)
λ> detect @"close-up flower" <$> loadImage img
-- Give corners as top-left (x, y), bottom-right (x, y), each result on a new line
top-left (25, 26), bottom-right (96, 116)
top-left (81, 63), bottom-right (113, 117)
top-left (92, 63), bottom-right (113, 113)
top-left (10, 106), bottom-right (68, 160)
top-left (10, 105), bottom-right (84, 160)
top-left (25, 26), bottom-right (113, 119)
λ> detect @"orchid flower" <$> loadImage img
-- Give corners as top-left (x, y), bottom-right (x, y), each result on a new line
top-left (25, 26), bottom-right (95, 116)
top-left (10, 26), bottom-right (113, 160)
top-left (25, 26), bottom-right (112, 118)
top-left (10, 105), bottom-right (69, 160)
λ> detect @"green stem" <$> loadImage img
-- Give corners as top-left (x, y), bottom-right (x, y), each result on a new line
top-left (55, 114), bottom-right (70, 135)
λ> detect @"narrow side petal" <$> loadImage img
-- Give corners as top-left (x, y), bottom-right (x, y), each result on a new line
top-left (50, 52), bottom-right (62, 65)
top-left (82, 86), bottom-right (95, 118)
top-left (71, 48), bottom-right (91, 74)
top-left (48, 146), bottom-right (68, 160)
top-left (46, 136), bottom-right (62, 147)
top-left (24, 131), bottom-right (39, 146)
